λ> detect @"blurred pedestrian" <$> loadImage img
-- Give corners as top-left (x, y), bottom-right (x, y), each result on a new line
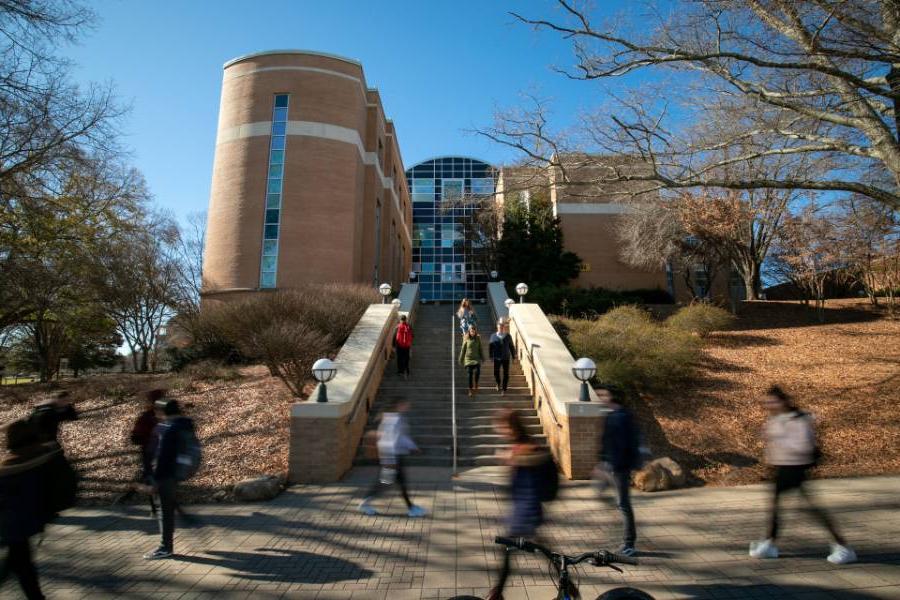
top-left (459, 325), bottom-right (483, 396)
top-left (598, 386), bottom-right (642, 557)
top-left (358, 400), bottom-right (426, 518)
top-left (488, 409), bottom-right (559, 600)
top-left (29, 391), bottom-right (77, 444)
top-left (393, 314), bottom-right (413, 379)
top-left (120, 389), bottom-right (162, 514)
top-left (457, 298), bottom-right (478, 337)
top-left (489, 319), bottom-right (515, 396)
top-left (143, 399), bottom-right (199, 560)
top-left (749, 385), bottom-right (856, 564)
top-left (0, 420), bottom-right (56, 599)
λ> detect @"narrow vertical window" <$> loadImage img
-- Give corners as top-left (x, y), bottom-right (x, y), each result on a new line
top-left (260, 94), bottom-right (289, 288)
top-left (374, 200), bottom-right (382, 285)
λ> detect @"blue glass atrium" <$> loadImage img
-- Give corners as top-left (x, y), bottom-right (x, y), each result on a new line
top-left (406, 157), bottom-right (497, 302)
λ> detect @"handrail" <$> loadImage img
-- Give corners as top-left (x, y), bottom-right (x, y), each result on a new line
top-left (512, 325), bottom-right (562, 429)
top-left (451, 313), bottom-right (458, 474)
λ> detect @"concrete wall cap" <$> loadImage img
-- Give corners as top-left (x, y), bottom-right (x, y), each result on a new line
top-left (224, 49), bottom-right (363, 70)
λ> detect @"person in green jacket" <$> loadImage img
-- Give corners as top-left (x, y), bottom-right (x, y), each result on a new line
top-left (459, 325), bottom-right (484, 396)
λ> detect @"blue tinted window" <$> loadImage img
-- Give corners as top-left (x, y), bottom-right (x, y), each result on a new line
top-left (267, 179), bottom-right (281, 194)
top-left (266, 194), bottom-right (281, 209)
top-left (270, 150), bottom-right (284, 164)
top-left (274, 95), bottom-right (289, 108)
top-left (263, 240), bottom-right (278, 255)
top-left (271, 122), bottom-right (286, 136)
top-left (268, 164), bottom-right (283, 178)
top-left (264, 224), bottom-right (279, 239)
top-left (260, 271), bottom-right (276, 288)
top-left (271, 136), bottom-right (285, 150)
top-left (265, 209), bottom-right (280, 224)
top-left (261, 256), bottom-right (277, 271)
top-left (273, 107), bottom-right (288, 122)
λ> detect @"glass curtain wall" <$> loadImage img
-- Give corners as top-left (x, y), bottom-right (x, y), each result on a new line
top-left (407, 157), bottom-right (496, 302)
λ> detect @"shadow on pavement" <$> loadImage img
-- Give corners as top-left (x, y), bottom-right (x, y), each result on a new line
top-left (671, 583), bottom-right (889, 599)
top-left (176, 547), bottom-right (373, 583)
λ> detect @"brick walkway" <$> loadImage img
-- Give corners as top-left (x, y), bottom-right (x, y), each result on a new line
top-left (7, 470), bottom-right (899, 599)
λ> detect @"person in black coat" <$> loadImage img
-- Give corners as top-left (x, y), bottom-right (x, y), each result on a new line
top-left (599, 387), bottom-right (642, 556)
top-left (30, 391), bottom-right (77, 444)
top-left (489, 320), bottom-right (516, 395)
top-left (0, 420), bottom-right (55, 599)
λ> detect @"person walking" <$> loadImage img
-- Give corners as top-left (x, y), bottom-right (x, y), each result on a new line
top-left (457, 298), bottom-right (478, 337)
top-left (358, 400), bottom-right (426, 518)
top-left (489, 319), bottom-right (515, 395)
top-left (749, 385), bottom-right (856, 564)
top-left (30, 391), bottom-right (77, 444)
top-left (598, 386), bottom-right (642, 557)
top-left (459, 325), bottom-right (483, 396)
top-left (0, 420), bottom-right (56, 600)
top-left (392, 314), bottom-right (413, 379)
top-left (143, 399), bottom-right (197, 560)
top-left (124, 389), bottom-right (161, 515)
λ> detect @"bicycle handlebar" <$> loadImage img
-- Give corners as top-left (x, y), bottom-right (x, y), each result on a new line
top-left (494, 537), bottom-right (639, 566)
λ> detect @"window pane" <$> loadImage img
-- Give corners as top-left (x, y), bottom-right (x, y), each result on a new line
top-left (264, 224), bottom-right (279, 239)
top-left (274, 94), bottom-right (289, 108)
top-left (271, 121), bottom-right (286, 136)
top-left (412, 178), bottom-right (435, 193)
top-left (268, 163), bottom-right (283, 178)
top-left (261, 256), bottom-right (277, 271)
top-left (273, 107), bottom-right (288, 122)
top-left (442, 179), bottom-right (463, 202)
top-left (270, 150), bottom-right (284, 164)
top-left (266, 194), bottom-right (281, 209)
top-left (471, 178), bottom-right (494, 195)
top-left (271, 136), bottom-right (285, 150)
top-left (260, 271), bottom-right (276, 288)
top-left (412, 192), bottom-right (433, 204)
top-left (265, 209), bottom-right (280, 224)
top-left (267, 179), bottom-right (282, 194)
top-left (263, 240), bottom-right (278, 255)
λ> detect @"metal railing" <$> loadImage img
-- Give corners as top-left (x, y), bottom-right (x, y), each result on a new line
top-left (451, 314), bottom-right (458, 475)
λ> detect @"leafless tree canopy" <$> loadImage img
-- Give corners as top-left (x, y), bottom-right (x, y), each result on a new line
top-left (486, 0), bottom-right (900, 209)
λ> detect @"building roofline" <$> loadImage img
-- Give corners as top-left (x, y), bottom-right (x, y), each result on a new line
top-left (224, 49), bottom-right (362, 70)
top-left (405, 156), bottom-right (497, 172)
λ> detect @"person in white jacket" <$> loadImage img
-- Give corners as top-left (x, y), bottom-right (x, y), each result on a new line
top-left (749, 385), bottom-right (856, 564)
top-left (359, 400), bottom-right (426, 517)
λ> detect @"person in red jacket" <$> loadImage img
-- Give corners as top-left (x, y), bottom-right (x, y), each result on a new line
top-left (120, 390), bottom-right (162, 514)
top-left (392, 314), bottom-right (413, 379)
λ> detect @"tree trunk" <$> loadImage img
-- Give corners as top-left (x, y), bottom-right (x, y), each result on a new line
top-left (739, 260), bottom-right (761, 301)
top-left (140, 348), bottom-right (149, 373)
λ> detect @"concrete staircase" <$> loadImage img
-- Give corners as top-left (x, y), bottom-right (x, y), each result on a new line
top-left (354, 303), bottom-right (543, 467)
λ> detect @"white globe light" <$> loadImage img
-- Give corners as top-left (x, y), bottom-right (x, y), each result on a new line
top-left (312, 358), bottom-right (338, 383)
top-left (378, 283), bottom-right (392, 297)
top-left (490, 270), bottom-right (498, 279)
top-left (571, 357), bottom-right (597, 383)
top-left (516, 282), bottom-right (529, 296)
top-left (391, 298), bottom-right (402, 307)
top-left (504, 298), bottom-right (515, 308)
top-left (409, 271), bottom-right (417, 280)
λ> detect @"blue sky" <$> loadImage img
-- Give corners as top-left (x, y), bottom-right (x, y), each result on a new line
top-left (66, 0), bottom-right (649, 223)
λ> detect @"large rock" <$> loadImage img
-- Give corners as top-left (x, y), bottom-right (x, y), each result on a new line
top-left (633, 457), bottom-right (686, 492)
top-left (233, 475), bottom-right (282, 502)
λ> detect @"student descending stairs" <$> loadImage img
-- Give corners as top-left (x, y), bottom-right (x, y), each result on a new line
top-left (355, 303), bottom-right (545, 468)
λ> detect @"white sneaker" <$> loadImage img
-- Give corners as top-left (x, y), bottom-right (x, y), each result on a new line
top-left (358, 500), bottom-right (377, 516)
top-left (407, 505), bottom-right (427, 518)
top-left (827, 544), bottom-right (857, 564)
top-left (749, 539), bottom-right (779, 559)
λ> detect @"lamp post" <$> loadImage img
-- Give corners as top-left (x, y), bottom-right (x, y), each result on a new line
top-left (572, 357), bottom-right (597, 402)
top-left (379, 283), bottom-right (392, 304)
top-left (515, 282), bottom-right (529, 304)
top-left (409, 271), bottom-right (416, 283)
top-left (391, 298), bottom-right (402, 311)
top-left (490, 270), bottom-right (498, 280)
top-left (312, 358), bottom-right (338, 403)
top-left (504, 298), bottom-right (515, 314)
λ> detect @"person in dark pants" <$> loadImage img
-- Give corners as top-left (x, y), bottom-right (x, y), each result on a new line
top-left (143, 399), bottom-right (194, 560)
top-left (122, 390), bottom-right (161, 514)
top-left (30, 391), bottom-right (77, 444)
top-left (392, 314), bottom-right (413, 379)
top-left (598, 387), bottom-right (641, 557)
top-left (358, 400), bottom-right (426, 518)
top-left (0, 420), bottom-right (56, 599)
top-left (489, 319), bottom-right (515, 395)
top-left (749, 385), bottom-right (856, 564)
top-left (459, 325), bottom-right (483, 396)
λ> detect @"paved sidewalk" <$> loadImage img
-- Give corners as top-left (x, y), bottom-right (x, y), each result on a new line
top-left (5, 470), bottom-right (899, 599)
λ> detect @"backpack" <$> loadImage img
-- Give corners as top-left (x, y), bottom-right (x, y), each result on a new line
top-left (40, 448), bottom-right (79, 523)
top-left (794, 411), bottom-right (823, 466)
top-left (539, 453), bottom-right (560, 502)
top-left (174, 421), bottom-right (202, 481)
top-left (395, 323), bottom-right (413, 349)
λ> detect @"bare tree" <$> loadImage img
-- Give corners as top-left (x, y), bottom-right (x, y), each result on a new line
top-left (166, 210), bottom-right (205, 317)
top-left (839, 195), bottom-right (898, 305)
top-left (485, 1), bottom-right (899, 209)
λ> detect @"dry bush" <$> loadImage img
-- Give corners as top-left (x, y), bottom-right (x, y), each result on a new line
top-left (666, 303), bottom-right (736, 337)
top-left (180, 360), bottom-right (241, 383)
top-left (564, 306), bottom-right (701, 391)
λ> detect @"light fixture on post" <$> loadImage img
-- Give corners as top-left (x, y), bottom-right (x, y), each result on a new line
top-left (490, 270), bottom-right (498, 280)
top-left (515, 282), bottom-right (529, 304)
top-left (408, 271), bottom-right (416, 282)
top-left (504, 298), bottom-right (515, 311)
top-left (378, 283), bottom-right (392, 304)
top-left (572, 357), bottom-right (597, 402)
top-left (312, 358), bottom-right (338, 403)
top-left (391, 298), bottom-right (402, 310)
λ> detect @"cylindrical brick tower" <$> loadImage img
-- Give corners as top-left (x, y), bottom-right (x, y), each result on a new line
top-left (202, 50), bottom-right (411, 304)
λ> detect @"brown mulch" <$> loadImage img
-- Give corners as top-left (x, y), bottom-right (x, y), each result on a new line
top-left (634, 298), bottom-right (900, 486)
top-left (0, 365), bottom-right (297, 505)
